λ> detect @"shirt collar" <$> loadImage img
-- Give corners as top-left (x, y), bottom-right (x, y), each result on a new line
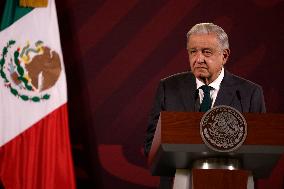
top-left (196, 67), bottom-right (224, 90)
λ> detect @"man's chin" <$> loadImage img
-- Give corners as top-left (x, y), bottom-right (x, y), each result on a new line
top-left (193, 71), bottom-right (209, 79)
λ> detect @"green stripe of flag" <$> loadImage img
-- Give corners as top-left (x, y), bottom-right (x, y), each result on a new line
top-left (0, 0), bottom-right (33, 31)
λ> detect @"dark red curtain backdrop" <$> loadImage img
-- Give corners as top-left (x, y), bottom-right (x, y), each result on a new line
top-left (2, 0), bottom-right (284, 188)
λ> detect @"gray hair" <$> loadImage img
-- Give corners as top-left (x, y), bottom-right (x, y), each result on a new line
top-left (186, 23), bottom-right (229, 50)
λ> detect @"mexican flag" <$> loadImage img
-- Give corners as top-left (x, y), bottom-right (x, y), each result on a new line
top-left (0, 0), bottom-right (76, 188)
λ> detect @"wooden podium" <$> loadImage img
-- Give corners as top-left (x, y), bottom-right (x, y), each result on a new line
top-left (148, 112), bottom-right (284, 189)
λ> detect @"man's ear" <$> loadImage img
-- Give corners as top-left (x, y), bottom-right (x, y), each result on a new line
top-left (222, 48), bottom-right (230, 65)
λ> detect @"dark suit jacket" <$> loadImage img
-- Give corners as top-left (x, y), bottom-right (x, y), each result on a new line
top-left (144, 70), bottom-right (266, 155)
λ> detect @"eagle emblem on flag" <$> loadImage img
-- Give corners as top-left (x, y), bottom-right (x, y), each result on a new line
top-left (0, 40), bottom-right (61, 102)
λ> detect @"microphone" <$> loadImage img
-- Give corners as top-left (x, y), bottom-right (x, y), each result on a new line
top-left (236, 90), bottom-right (243, 112)
top-left (194, 89), bottom-right (200, 111)
top-left (195, 89), bottom-right (199, 100)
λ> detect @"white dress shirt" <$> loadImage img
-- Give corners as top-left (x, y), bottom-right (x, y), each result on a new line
top-left (196, 67), bottom-right (224, 108)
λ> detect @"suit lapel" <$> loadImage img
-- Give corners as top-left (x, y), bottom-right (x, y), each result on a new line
top-left (178, 72), bottom-right (197, 111)
top-left (214, 70), bottom-right (237, 107)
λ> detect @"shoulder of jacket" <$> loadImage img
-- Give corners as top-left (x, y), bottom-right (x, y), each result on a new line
top-left (161, 71), bottom-right (193, 82)
top-left (226, 70), bottom-right (262, 89)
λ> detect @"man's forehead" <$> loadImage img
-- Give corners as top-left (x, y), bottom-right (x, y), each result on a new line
top-left (188, 33), bottom-right (219, 48)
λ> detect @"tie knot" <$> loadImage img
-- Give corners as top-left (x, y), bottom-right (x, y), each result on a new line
top-left (200, 85), bottom-right (213, 93)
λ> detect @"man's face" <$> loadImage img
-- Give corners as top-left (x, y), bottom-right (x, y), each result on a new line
top-left (187, 33), bottom-right (230, 84)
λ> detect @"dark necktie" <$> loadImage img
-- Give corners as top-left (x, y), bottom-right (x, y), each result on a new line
top-left (199, 85), bottom-right (213, 112)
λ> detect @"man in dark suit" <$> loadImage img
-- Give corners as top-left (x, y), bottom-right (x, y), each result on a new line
top-left (144, 23), bottom-right (266, 188)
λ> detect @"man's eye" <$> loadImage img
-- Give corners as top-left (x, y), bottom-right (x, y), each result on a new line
top-left (189, 50), bottom-right (196, 54)
top-left (203, 50), bottom-right (212, 56)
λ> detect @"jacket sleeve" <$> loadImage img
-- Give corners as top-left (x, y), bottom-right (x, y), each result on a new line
top-left (144, 81), bottom-right (165, 156)
top-left (249, 86), bottom-right (266, 113)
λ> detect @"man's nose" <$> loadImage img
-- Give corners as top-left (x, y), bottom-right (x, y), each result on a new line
top-left (196, 51), bottom-right (205, 63)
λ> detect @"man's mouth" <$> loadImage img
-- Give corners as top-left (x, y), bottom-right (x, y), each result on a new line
top-left (195, 67), bottom-right (207, 69)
